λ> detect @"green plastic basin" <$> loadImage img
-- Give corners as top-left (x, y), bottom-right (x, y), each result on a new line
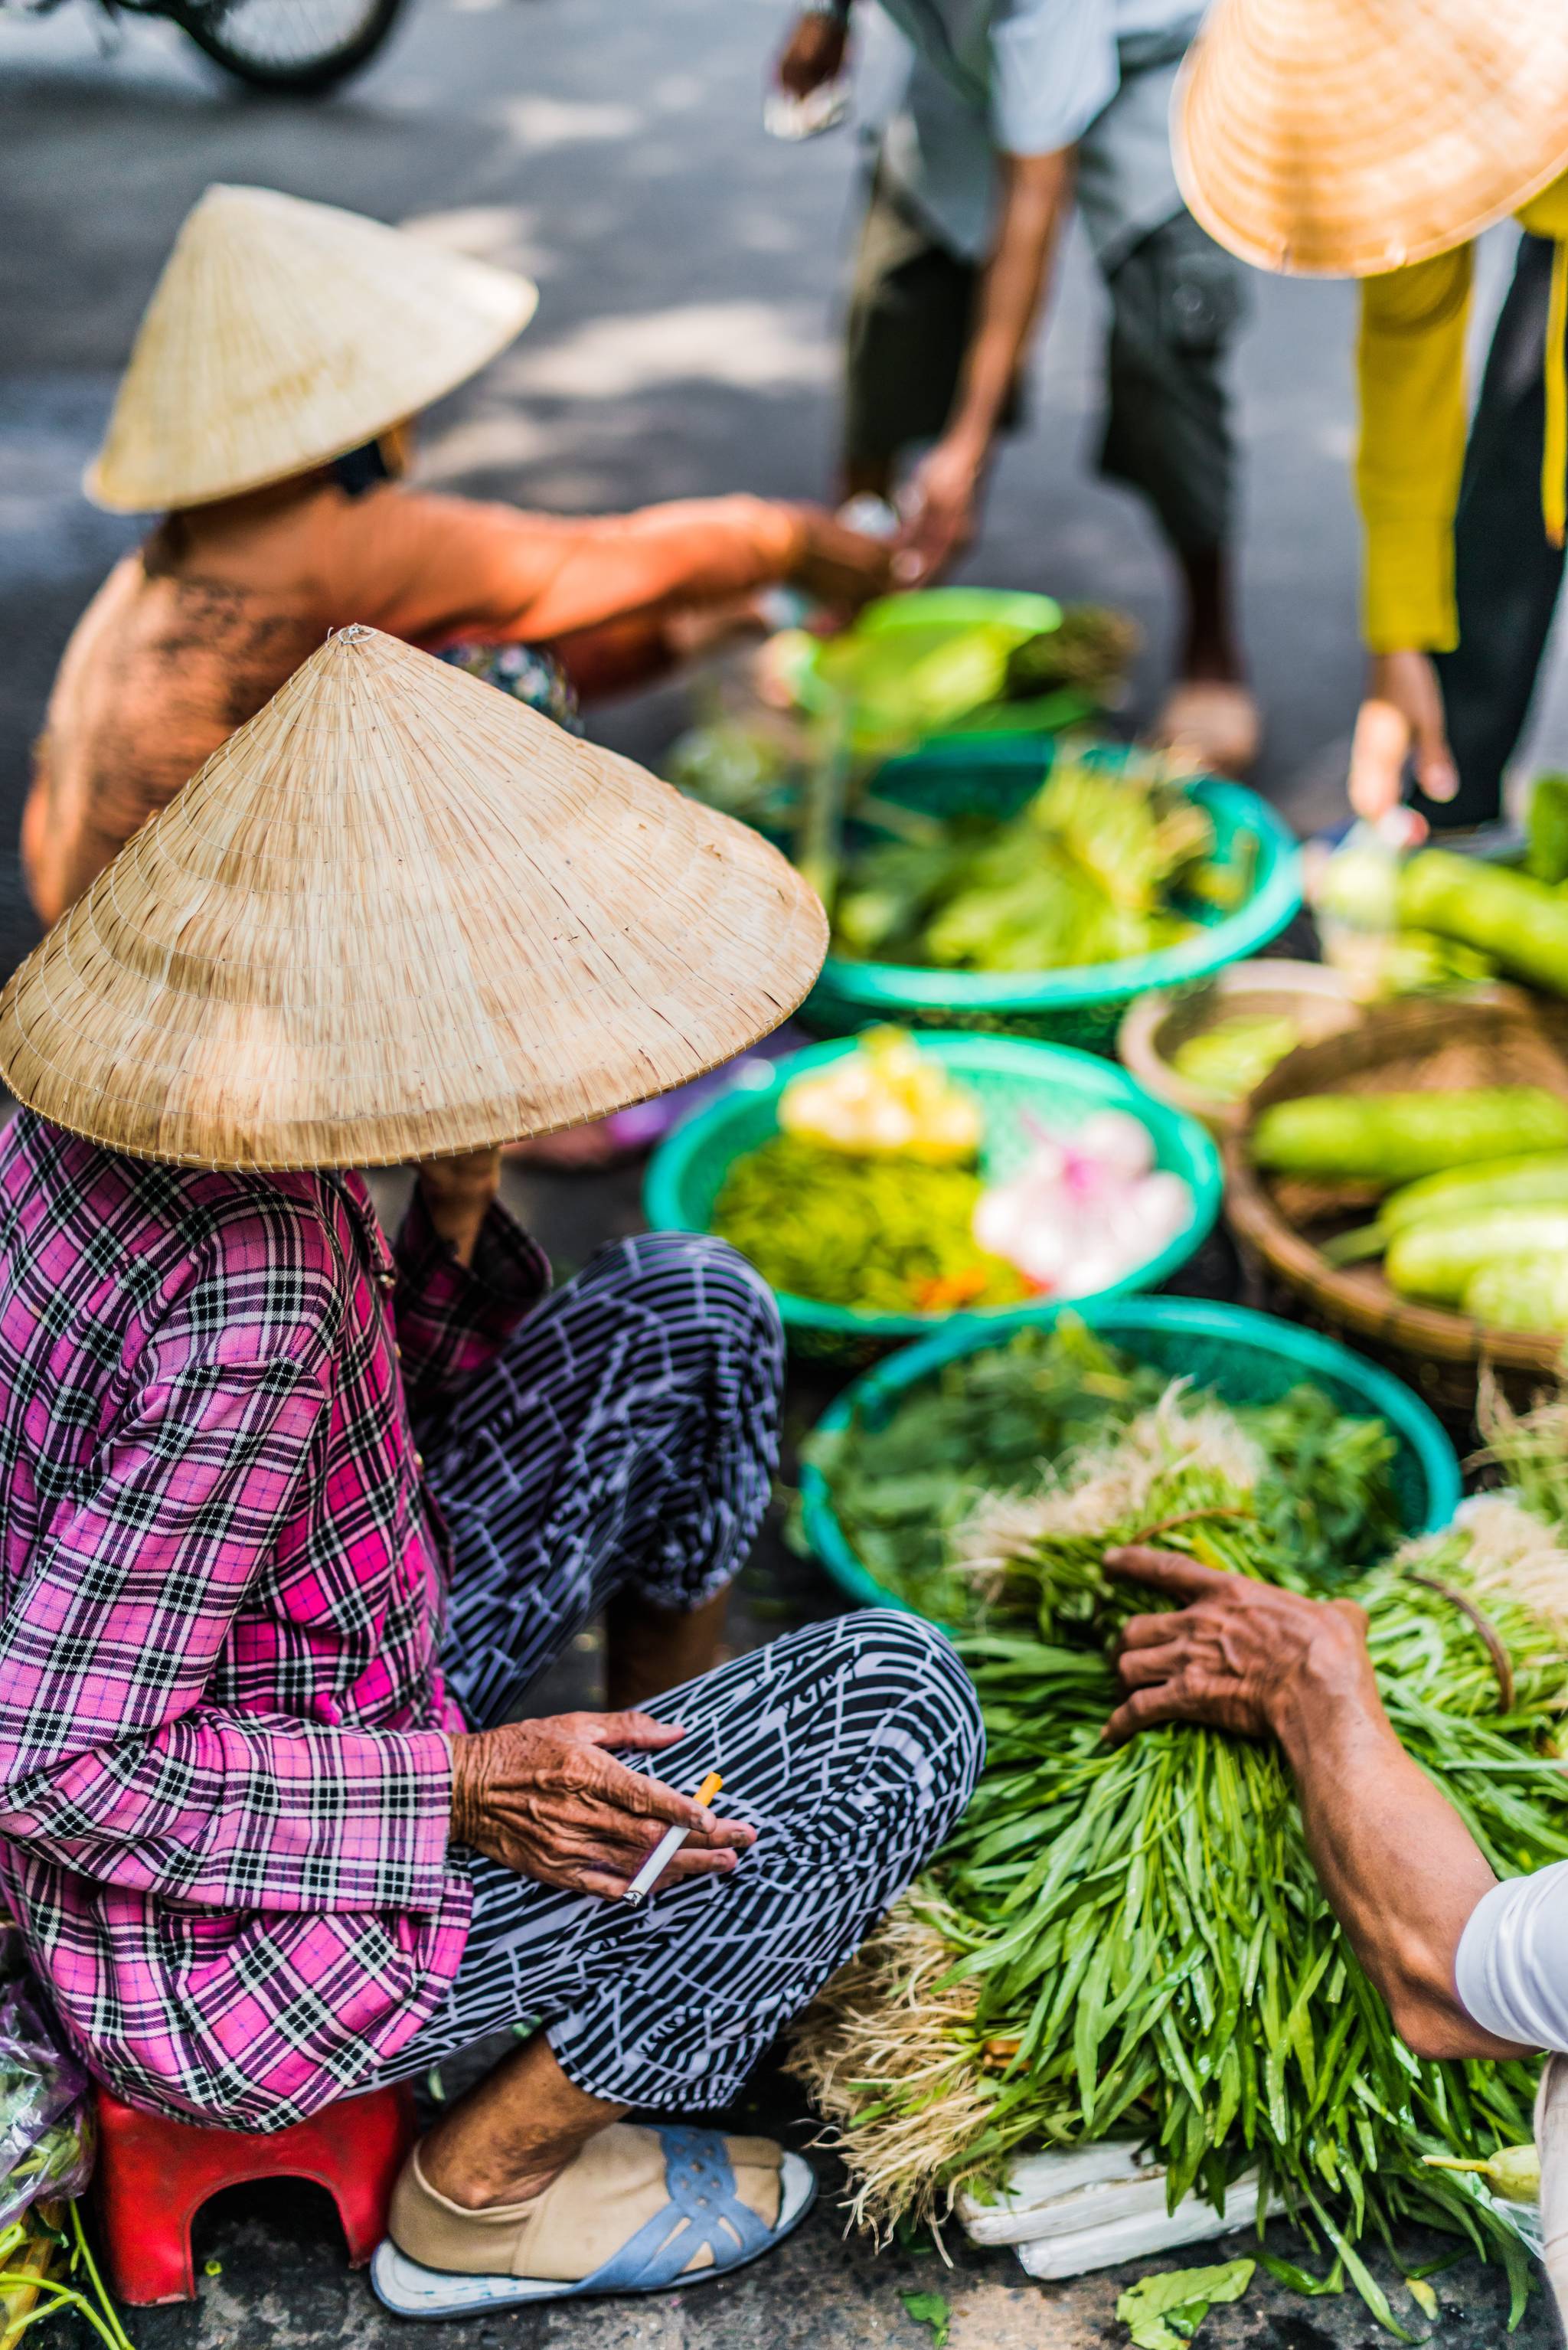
top-left (642, 1032), bottom-right (1222, 1356)
top-left (804, 736), bottom-right (1304, 1052)
top-left (804, 1297), bottom-right (1466, 1626)
top-left (797, 1296), bottom-right (1462, 1616)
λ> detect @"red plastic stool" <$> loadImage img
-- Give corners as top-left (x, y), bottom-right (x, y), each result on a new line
top-left (91, 2081), bottom-right (418, 2304)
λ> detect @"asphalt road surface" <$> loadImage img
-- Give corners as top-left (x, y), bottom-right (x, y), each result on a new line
top-left (1, 1), bottom-right (1563, 2342)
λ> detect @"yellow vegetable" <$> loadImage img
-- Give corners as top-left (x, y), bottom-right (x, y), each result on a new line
top-left (1425, 2143), bottom-right (1540, 2200)
top-left (778, 1030), bottom-right (983, 1164)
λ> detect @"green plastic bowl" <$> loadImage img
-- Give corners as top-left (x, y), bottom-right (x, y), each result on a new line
top-left (798, 1296), bottom-right (1462, 1617)
top-left (642, 1033), bottom-right (1222, 1355)
top-left (803, 736), bottom-right (1304, 1053)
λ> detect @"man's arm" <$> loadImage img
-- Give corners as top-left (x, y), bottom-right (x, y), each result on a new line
top-left (1104, 1546), bottom-right (1528, 2061)
top-left (897, 148), bottom-right (1073, 583)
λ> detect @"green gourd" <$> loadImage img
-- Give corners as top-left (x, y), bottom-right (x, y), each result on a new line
top-left (1462, 1253), bottom-right (1568, 1333)
top-left (1398, 848), bottom-right (1568, 995)
top-left (1387, 1208), bottom-right (1568, 1302)
top-left (1251, 1088), bottom-right (1568, 1187)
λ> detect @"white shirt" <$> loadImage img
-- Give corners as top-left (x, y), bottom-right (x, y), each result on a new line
top-left (1456, 1864), bottom-right (1568, 2051)
top-left (863, 0), bottom-right (1200, 260)
top-left (871, 0), bottom-right (1198, 164)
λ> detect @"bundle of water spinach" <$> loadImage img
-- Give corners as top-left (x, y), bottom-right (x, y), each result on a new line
top-left (792, 1346), bottom-right (1568, 2330)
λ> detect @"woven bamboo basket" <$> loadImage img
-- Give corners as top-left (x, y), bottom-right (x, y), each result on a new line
top-left (1224, 992), bottom-right (1567, 1422)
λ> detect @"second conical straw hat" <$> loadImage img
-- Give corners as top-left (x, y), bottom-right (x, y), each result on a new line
top-left (0, 629), bottom-right (828, 1169)
top-left (87, 185), bottom-right (537, 512)
top-left (1174, 0), bottom-right (1568, 276)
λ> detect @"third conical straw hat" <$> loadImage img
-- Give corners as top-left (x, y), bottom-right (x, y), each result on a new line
top-left (87, 185), bottom-right (537, 512)
top-left (0, 629), bottom-right (827, 1169)
top-left (1174, 0), bottom-right (1568, 276)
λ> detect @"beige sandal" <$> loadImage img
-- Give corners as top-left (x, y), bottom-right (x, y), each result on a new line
top-left (372, 2122), bottom-right (814, 2316)
top-left (1149, 680), bottom-right (1262, 780)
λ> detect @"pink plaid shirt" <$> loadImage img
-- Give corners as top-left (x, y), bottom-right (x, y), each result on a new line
top-left (0, 1111), bottom-right (547, 2129)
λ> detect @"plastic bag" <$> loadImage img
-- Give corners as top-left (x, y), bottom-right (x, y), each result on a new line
top-left (0, 1956), bottom-right (92, 2228)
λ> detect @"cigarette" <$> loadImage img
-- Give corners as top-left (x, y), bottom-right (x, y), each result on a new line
top-left (622, 1771), bottom-right (724, 1907)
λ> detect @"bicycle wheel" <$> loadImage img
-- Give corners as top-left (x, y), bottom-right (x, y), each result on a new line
top-left (171, 0), bottom-right (406, 93)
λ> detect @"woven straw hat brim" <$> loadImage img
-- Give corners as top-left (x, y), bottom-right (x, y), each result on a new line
top-left (1174, 0), bottom-right (1568, 276)
top-left (87, 185), bottom-right (537, 513)
top-left (0, 629), bottom-right (827, 1169)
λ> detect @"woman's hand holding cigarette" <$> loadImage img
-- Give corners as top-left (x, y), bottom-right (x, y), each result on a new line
top-left (449, 1713), bottom-right (754, 1900)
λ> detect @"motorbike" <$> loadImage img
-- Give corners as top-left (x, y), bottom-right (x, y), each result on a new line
top-left (3, 0), bottom-right (406, 93)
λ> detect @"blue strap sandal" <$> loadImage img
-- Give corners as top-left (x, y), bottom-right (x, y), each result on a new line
top-left (370, 2124), bottom-right (817, 2317)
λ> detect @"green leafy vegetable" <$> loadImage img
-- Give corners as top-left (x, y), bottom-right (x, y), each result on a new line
top-left (1116, 2259), bottom-right (1253, 2348)
top-left (790, 1357), bottom-right (1561, 2331)
top-left (900, 2289), bottom-right (951, 2346)
top-left (832, 750), bottom-right (1215, 975)
top-left (710, 1135), bottom-right (1031, 1318)
top-left (806, 1322), bottom-right (1400, 1620)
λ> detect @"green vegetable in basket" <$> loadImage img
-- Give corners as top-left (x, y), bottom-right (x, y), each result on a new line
top-left (1003, 606), bottom-right (1140, 701)
top-left (1251, 1087), bottom-right (1568, 1186)
top-left (1169, 1012), bottom-right (1300, 1101)
top-left (807, 1322), bottom-right (1400, 1620)
top-left (789, 1394), bottom-right (1563, 2330)
top-left (1527, 773), bottom-right (1568, 886)
top-left (709, 1134), bottom-right (1031, 1316)
top-left (1462, 1253), bottom-right (1568, 1332)
top-left (1387, 1206), bottom-right (1568, 1302)
top-left (833, 750), bottom-right (1214, 975)
top-left (1325, 1153), bottom-right (1568, 1265)
top-left (813, 619), bottom-right (1024, 757)
top-left (1399, 849), bottom-right (1568, 995)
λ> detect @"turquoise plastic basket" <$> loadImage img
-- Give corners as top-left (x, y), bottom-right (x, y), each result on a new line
top-left (798, 1297), bottom-right (1462, 1618)
top-left (803, 736), bottom-right (1303, 1052)
top-left (642, 1033), bottom-right (1221, 1360)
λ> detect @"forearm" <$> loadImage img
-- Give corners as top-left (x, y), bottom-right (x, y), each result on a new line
top-left (1357, 250), bottom-right (1472, 654)
top-left (944, 149), bottom-right (1071, 462)
top-left (1273, 1679), bottom-right (1523, 2058)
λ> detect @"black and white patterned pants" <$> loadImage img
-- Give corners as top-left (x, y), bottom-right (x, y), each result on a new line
top-left (370, 1231), bottom-right (984, 2112)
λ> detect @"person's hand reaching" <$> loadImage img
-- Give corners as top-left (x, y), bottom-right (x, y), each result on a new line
top-left (1101, 1545), bottom-right (1377, 1747)
top-left (786, 506), bottom-right (895, 613)
top-left (449, 1712), bottom-right (756, 1900)
top-left (892, 436), bottom-right (985, 586)
top-left (1347, 649), bottom-right (1456, 825)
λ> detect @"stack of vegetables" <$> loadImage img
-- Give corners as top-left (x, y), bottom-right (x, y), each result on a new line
top-left (1312, 777), bottom-right (1568, 1006)
top-left (707, 1031), bottom-right (1194, 1319)
top-left (1253, 1087), bottom-right (1568, 1333)
top-left (664, 598), bottom-right (1139, 845)
top-left (789, 1323), bottom-right (1568, 2329)
top-left (831, 750), bottom-right (1223, 976)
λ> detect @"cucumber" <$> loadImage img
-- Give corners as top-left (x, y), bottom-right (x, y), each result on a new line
top-left (1251, 1087), bottom-right (1568, 1188)
top-left (1322, 1152), bottom-right (1568, 1265)
top-left (1463, 1252), bottom-right (1568, 1333)
top-left (1398, 849), bottom-right (1568, 995)
top-left (1387, 1207), bottom-right (1568, 1303)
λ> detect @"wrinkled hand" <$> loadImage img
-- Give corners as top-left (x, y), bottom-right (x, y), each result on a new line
top-left (1347, 649), bottom-right (1455, 824)
top-left (449, 1711), bottom-right (756, 1900)
top-left (775, 8), bottom-right (847, 99)
top-left (1102, 1546), bottom-right (1374, 1746)
top-left (416, 1147), bottom-right (501, 1267)
top-left (787, 505), bottom-right (895, 612)
top-left (892, 438), bottom-right (984, 586)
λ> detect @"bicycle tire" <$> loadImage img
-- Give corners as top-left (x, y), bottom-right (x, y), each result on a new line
top-left (170, 0), bottom-right (405, 94)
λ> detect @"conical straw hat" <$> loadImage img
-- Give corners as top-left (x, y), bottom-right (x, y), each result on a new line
top-left (1174, 0), bottom-right (1568, 276)
top-left (87, 185), bottom-right (537, 512)
top-left (0, 629), bottom-right (828, 1169)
